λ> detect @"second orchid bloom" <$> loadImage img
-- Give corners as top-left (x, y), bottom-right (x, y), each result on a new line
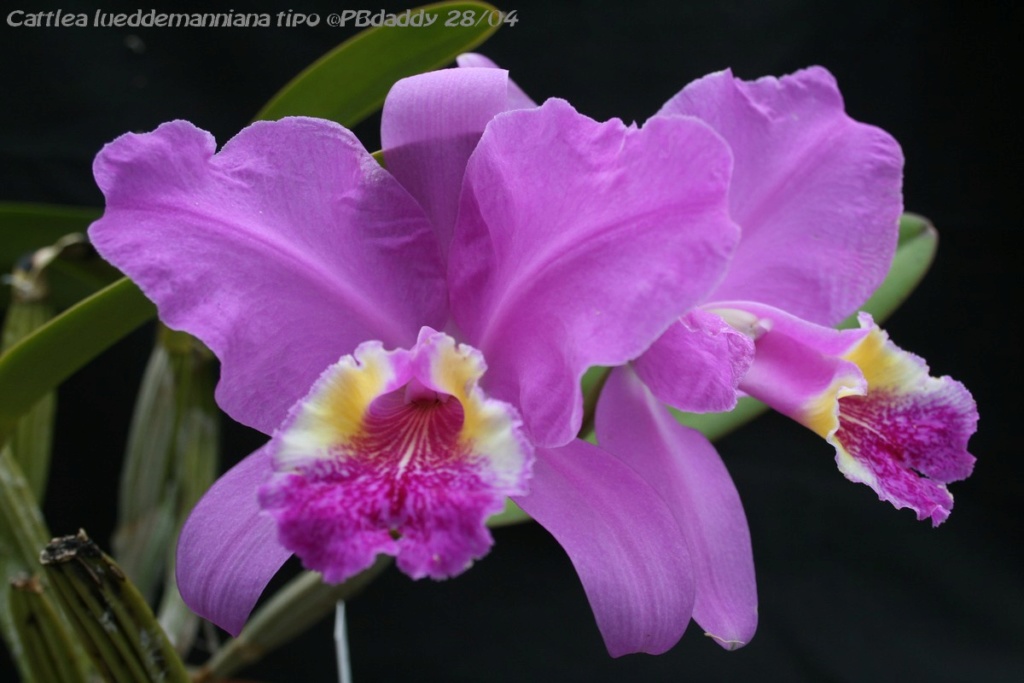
top-left (87, 57), bottom-right (976, 657)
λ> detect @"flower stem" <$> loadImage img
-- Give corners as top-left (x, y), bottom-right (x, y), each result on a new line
top-left (335, 601), bottom-right (352, 683)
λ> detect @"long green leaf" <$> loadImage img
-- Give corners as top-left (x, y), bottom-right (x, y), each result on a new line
top-left (0, 278), bottom-right (154, 442)
top-left (254, 1), bottom-right (501, 125)
top-left (2, 299), bottom-right (56, 502)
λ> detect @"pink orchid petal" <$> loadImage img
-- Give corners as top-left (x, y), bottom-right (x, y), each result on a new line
top-left (89, 118), bottom-right (446, 433)
top-left (382, 68), bottom-right (511, 262)
top-left (633, 308), bottom-right (755, 413)
top-left (660, 67), bottom-right (904, 324)
top-left (515, 440), bottom-right (694, 656)
top-left (598, 366), bottom-right (758, 649)
top-left (450, 98), bottom-right (737, 447)
top-left (455, 53), bottom-right (538, 109)
top-left (176, 445), bottom-right (291, 636)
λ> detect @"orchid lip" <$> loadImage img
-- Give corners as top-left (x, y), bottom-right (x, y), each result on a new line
top-left (823, 314), bottom-right (977, 526)
top-left (732, 303), bottom-right (977, 526)
top-left (259, 327), bottom-right (534, 583)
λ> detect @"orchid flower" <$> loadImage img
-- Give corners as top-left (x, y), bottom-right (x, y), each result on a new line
top-left (634, 67), bottom-right (977, 525)
top-left (87, 65), bottom-right (742, 655)
top-left (461, 55), bottom-right (977, 649)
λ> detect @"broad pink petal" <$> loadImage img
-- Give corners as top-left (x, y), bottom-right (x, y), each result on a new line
top-left (455, 53), bottom-right (538, 109)
top-left (515, 440), bottom-right (694, 656)
top-left (659, 67), bottom-right (904, 324)
top-left (382, 68), bottom-right (510, 262)
top-left (90, 118), bottom-right (446, 433)
top-left (633, 308), bottom-right (755, 413)
top-left (176, 445), bottom-right (291, 636)
top-left (450, 99), bottom-right (737, 447)
top-left (598, 366), bottom-right (757, 649)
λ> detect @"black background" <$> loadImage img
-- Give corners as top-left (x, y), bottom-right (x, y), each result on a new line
top-left (1, 1), bottom-right (1021, 681)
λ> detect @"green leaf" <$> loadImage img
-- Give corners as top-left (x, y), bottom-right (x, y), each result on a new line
top-left (897, 211), bottom-right (932, 247)
top-left (671, 395), bottom-right (770, 443)
top-left (2, 298), bottom-right (57, 502)
top-left (254, 1), bottom-right (501, 125)
top-left (486, 497), bottom-right (531, 527)
top-left (674, 213), bottom-right (940, 440)
top-left (0, 203), bottom-right (99, 273)
top-left (0, 278), bottom-right (154, 443)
